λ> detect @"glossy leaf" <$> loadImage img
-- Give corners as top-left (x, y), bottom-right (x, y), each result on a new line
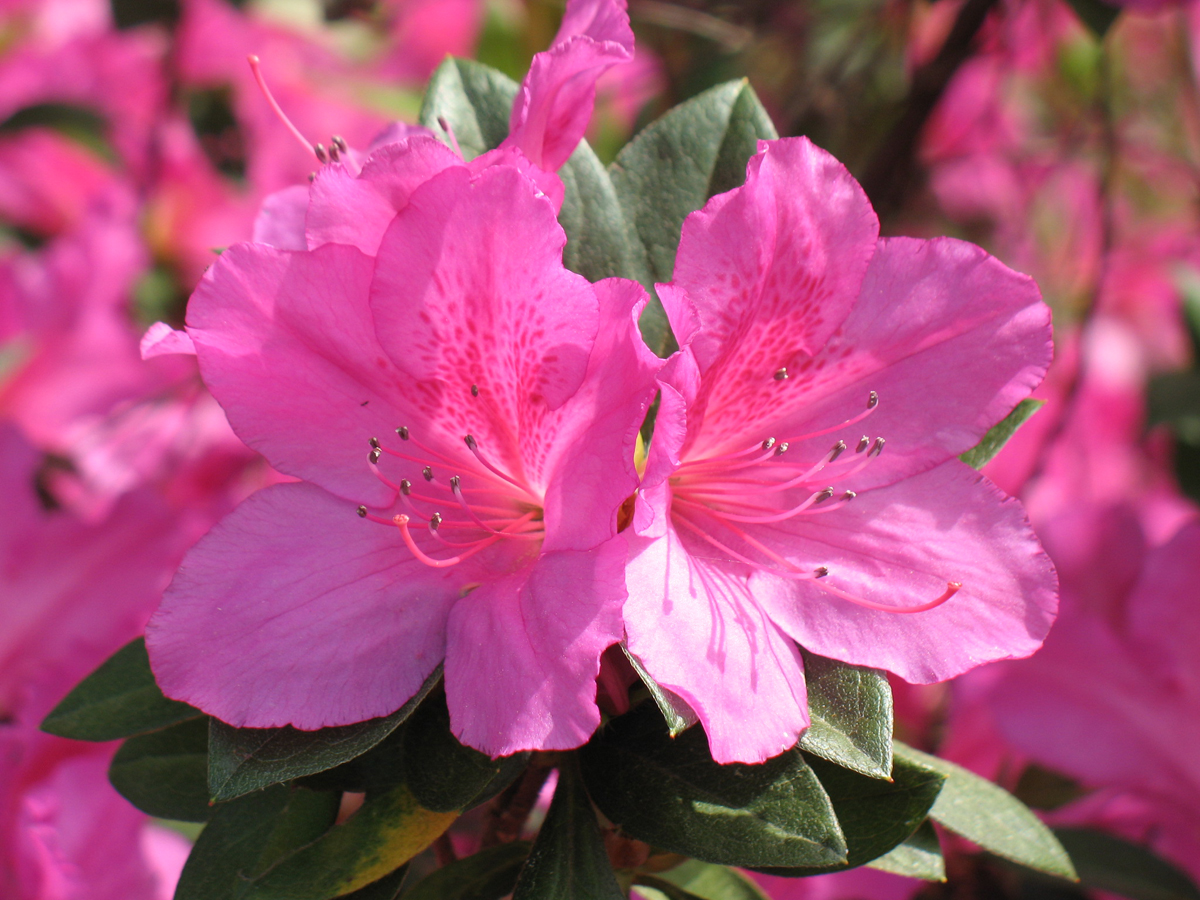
top-left (174, 785), bottom-right (340, 900)
top-left (649, 860), bottom-right (770, 900)
top-left (402, 690), bottom-right (528, 813)
top-left (1055, 828), bottom-right (1200, 900)
top-left (419, 57), bottom-right (516, 159)
top-left (402, 842), bottom-right (532, 900)
top-left (208, 667), bottom-right (441, 802)
top-left (960, 399), bottom-right (1045, 469)
top-left (622, 644), bottom-right (698, 738)
top-left (867, 820), bottom-right (945, 880)
top-left (512, 758), bottom-right (624, 900)
top-left (242, 783), bottom-right (458, 900)
top-left (578, 703), bottom-right (846, 868)
top-left (894, 742), bottom-right (1076, 879)
top-left (755, 753), bottom-right (944, 875)
top-left (798, 650), bottom-right (892, 780)
top-left (40, 637), bottom-right (201, 741)
top-left (109, 716), bottom-right (212, 822)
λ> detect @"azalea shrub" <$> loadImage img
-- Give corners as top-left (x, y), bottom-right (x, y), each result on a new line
top-left (7, 0), bottom-right (1200, 899)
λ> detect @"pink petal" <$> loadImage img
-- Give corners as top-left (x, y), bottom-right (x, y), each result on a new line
top-left (138, 322), bottom-right (196, 360)
top-left (251, 185), bottom-right (309, 250)
top-left (444, 542), bottom-right (628, 755)
top-left (623, 527), bottom-right (810, 764)
top-left (147, 482), bottom-right (461, 729)
top-left (667, 138), bottom-right (880, 457)
top-left (752, 461), bottom-right (1058, 684)
top-left (185, 241), bottom-right (412, 507)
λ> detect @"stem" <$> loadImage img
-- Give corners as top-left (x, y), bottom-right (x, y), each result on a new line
top-left (433, 832), bottom-right (458, 866)
top-left (479, 755), bottom-right (555, 849)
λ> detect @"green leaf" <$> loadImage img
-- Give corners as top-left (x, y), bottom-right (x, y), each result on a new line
top-left (651, 860), bottom-right (770, 900)
top-left (960, 399), bottom-right (1045, 469)
top-left (799, 650), bottom-right (892, 780)
top-left (419, 58), bottom-right (518, 159)
top-left (867, 820), bottom-right (945, 880)
top-left (208, 667), bottom-right (441, 802)
top-left (559, 139), bottom-right (653, 286)
top-left (174, 785), bottom-right (340, 900)
top-left (755, 753), bottom-right (944, 875)
top-left (402, 841), bottom-right (532, 900)
top-left (894, 742), bottom-right (1076, 880)
top-left (512, 757), bottom-right (624, 900)
top-left (622, 645), bottom-right (698, 738)
top-left (1054, 828), bottom-right (1200, 900)
top-left (402, 689), bottom-right (528, 813)
top-left (242, 783), bottom-right (458, 900)
top-left (1065, 0), bottom-right (1121, 38)
top-left (109, 717), bottom-right (212, 822)
top-left (578, 703), bottom-right (846, 868)
top-left (40, 637), bottom-right (201, 741)
top-left (334, 865), bottom-right (409, 900)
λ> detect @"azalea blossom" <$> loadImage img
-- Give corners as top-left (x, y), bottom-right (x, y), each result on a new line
top-left (146, 158), bottom-right (660, 755)
top-left (624, 137), bottom-right (1059, 764)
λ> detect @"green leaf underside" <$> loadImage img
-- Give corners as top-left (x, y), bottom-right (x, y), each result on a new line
top-left (798, 650), bottom-right (893, 780)
top-left (894, 742), bottom-right (1077, 880)
top-left (402, 690), bottom-right (528, 813)
top-left (960, 398), bottom-right (1045, 469)
top-left (419, 58), bottom-right (517, 159)
top-left (754, 754), bottom-right (944, 875)
top-left (653, 860), bottom-right (770, 900)
top-left (402, 841), bottom-right (532, 900)
top-left (512, 758), bottom-right (625, 900)
top-left (208, 665), bottom-right (442, 802)
top-left (866, 820), bottom-right (945, 880)
top-left (579, 704), bottom-right (847, 868)
top-left (109, 717), bottom-right (212, 822)
top-left (1053, 828), bottom-right (1200, 900)
top-left (174, 786), bottom-right (340, 900)
top-left (40, 637), bottom-right (201, 741)
top-left (240, 783), bottom-right (457, 900)
top-left (622, 645), bottom-right (698, 738)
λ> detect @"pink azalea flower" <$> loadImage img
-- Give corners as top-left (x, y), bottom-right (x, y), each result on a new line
top-left (624, 137), bottom-right (1058, 764)
top-left (146, 159), bottom-right (661, 756)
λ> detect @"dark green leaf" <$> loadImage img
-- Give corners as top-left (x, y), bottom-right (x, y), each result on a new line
top-left (650, 860), bottom-right (770, 900)
top-left (894, 742), bottom-right (1076, 880)
top-left (559, 139), bottom-right (653, 286)
top-left (634, 874), bottom-right (708, 900)
top-left (867, 820), bottom-right (945, 880)
top-left (402, 690), bottom-right (528, 813)
top-left (799, 650), bottom-right (892, 780)
top-left (337, 864), bottom-right (409, 900)
top-left (512, 758), bottom-right (623, 900)
top-left (109, 717), bottom-right (212, 822)
top-left (755, 753), bottom-right (943, 875)
top-left (960, 399), bottom-right (1045, 469)
top-left (622, 645), bottom-right (698, 738)
top-left (1148, 372), bottom-right (1200, 442)
top-left (208, 667), bottom-right (441, 802)
top-left (419, 58), bottom-right (518, 159)
top-left (174, 785), bottom-right (340, 900)
top-left (579, 703), bottom-right (846, 868)
top-left (1055, 829), bottom-right (1200, 900)
top-left (242, 784), bottom-right (457, 900)
top-left (40, 637), bottom-right (201, 741)
top-left (1064, 0), bottom-right (1121, 38)
top-left (402, 841), bottom-right (531, 900)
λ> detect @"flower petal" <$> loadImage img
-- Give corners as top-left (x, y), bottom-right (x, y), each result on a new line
top-left (147, 482), bottom-right (461, 729)
top-left (623, 527), bottom-right (809, 764)
top-left (752, 461), bottom-right (1058, 684)
top-left (252, 185), bottom-right (309, 250)
top-left (444, 542), bottom-right (627, 754)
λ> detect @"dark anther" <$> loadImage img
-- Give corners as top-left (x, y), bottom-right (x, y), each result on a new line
top-left (464, 434), bottom-right (478, 450)
top-left (762, 437), bottom-right (776, 451)
top-left (471, 384), bottom-right (479, 397)
top-left (400, 479), bottom-right (412, 495)
top-left (774, 367), bottom-right (789, 381)
top-left (422, 466), bottom-right (434, 481)
top-left (430, 512), bottom-right (443, 530)
top-left (869, 437), bottom-right (886, 457)
top-left (856, 435), bottom-right (870, 453)
top-left (356, 506), bottom-right (367, 518)
top-left (308, 172), bottom-right (316, 182)
top-left (328, 142), bottom-right (340, 163)
top-left (369, 437), bottom-right (380, 449)
top-left (332, 135), bottom-right (348, 154)
top-left (314, 143), bottom-right (328, 163)
top-left (397, 426), bottom-right (410, 440)
top-left (369, 448), bottom-right (381, 464)
top-left (814, 486), bottom-right (835, 504)
top-left (437, 116), bottom-right (451, 133)
top-left (449, 475), bottom-right (461, 491)
top-left (775, 442), bottom-right (789, 456)
top-left (867, 390), bottom-right (879, 409)
top-left (829, 440), bottom-right (847, 462)
top-left (841, 490), bottom-right (857, 502)
top-left (814, 566), bottom-right (829, 578)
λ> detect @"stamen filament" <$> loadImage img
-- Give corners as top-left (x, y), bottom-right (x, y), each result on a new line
top-left (819, 581), bottom-right (962, 614)
top-left (246, 56), bottom-right (319, 160)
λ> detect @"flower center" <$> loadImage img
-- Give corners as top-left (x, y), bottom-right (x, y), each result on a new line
top-left (669, 390), bottom-right (961, 614)
top-left (356, 426), bottom-right (544, 569)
